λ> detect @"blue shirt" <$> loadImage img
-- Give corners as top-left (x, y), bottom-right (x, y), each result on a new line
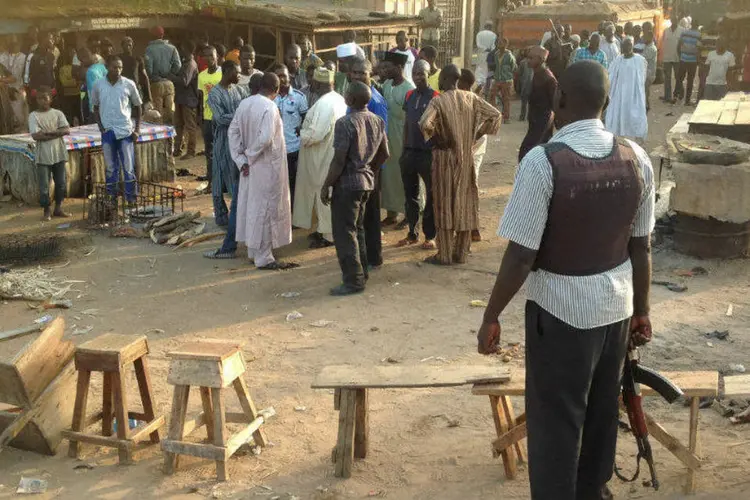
top-left (679, 30), bottom-right (701, 63)
top-left (403, 87), bottom-right (438, 150)
top-left (91, 76), bottom-right (143, 140)
top-left (572, 47), bottom-right (609, 68)
top-left (86, 63), bottom-right (108, 111)
top-left (274, 88), bottom-right (308, 154)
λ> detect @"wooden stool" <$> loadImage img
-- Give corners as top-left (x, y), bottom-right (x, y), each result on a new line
top-left (61, 334), bottom-right (165, 464)
top-left (161, 342), bottom-right (270, 481)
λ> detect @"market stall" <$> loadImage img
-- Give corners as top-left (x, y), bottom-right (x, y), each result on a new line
top-left (0, 123), bottom-right (175, 205)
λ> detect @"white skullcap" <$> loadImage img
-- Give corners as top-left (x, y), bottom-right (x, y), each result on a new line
top-left (336, 42), bottom-right (357, 58)
top-left (570, 34), bottom-right (581, 43)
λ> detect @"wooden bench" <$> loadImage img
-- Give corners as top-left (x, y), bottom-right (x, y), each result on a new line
top-left (472, 370), bottom-right (720, 494)
top-left (312, 364), bottom-right (511, 478)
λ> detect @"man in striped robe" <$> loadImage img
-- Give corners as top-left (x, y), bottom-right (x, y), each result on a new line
top-left (419, 64), bottom-right (501, 265)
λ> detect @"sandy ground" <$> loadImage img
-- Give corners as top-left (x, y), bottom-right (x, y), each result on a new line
top-left (1, 90), bottom-right (749, 500)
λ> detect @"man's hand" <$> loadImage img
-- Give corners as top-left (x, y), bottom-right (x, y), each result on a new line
top-left (477, 320), bottom-right (501, 354)
top-left (241, 164), bottom-right (249, 177)
top-left (320, 185), bottom-right (331, 206)
top-left (629, 315), bottom-right (652, 347)
top-left (131, 130), bottom-right (140, 142)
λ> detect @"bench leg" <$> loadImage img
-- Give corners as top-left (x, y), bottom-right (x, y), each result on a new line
top-left (112, 371), bottom-right (133, 464)
top-left (685, 397), bottom-right (700, 494)
top-left (354, 389), bottom-right (368, 459)
top-left (500, 396), bottom-right (526, 463)
top-left (211, 388), bottom-right (228, 482)
top-left (134, 357), bottom-right (160, 444)
top-left (163, 385), bottom-right (189, 475)
top-left (68, 369), bottom-right (91, 459)
top-left (489, 395), bottom-right (517, 479)
top-left (199, 387), bottom-right (215, 442)
top-left (334, 389), bottom-right (357, 478)
top-left (232, 376), bottom-right (268, 447)
top-left (102, 372), bottom-right (114, 437)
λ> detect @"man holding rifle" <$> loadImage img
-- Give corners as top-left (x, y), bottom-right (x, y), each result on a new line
top-left (477, 60), bottom-right (655, 500)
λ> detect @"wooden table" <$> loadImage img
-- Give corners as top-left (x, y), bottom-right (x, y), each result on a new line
top-left (688, 94), bottom-right (750, 143)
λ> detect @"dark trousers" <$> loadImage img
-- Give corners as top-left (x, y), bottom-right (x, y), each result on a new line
top-left (400, 148), bottom-right (436, 241)
top-left (202, 120), bottom-right (214, 187)
top-left (37, 161), bottom-right (67, 208)
top-left (331, 187), bottom-right (370, 290)
top-left (662, 61), bottom-right (679, 101)
top-left (525, 300), bottom-right (629, 500)
top-left (287, 151), bottom-right (299, 210)
top-left (675, 61), bottom-right (698, 103)
top-left (364, 169), bottom-right (383, 267)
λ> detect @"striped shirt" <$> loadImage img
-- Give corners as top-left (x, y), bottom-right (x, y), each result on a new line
top-left (679, 29), bottom-right (701, 63)
top-left (498, 119), bottom-right (655, 329)
top-left (572, 47), bottom-right (608, 68)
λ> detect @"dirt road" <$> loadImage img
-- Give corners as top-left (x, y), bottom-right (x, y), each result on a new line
top-left (1, 92), bottom-right (749, 499)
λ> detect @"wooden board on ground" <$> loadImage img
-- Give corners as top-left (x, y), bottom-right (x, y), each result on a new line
top-left (472, 370), bottom-right (718, 398)
top-left (689, 100), bottom-right (724, 125)
top-left (312, 365), bottom-right (511, 389)
top-left (724, 374), bottom-right (750, 399)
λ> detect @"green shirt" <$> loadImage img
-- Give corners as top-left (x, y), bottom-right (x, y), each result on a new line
top-left (494, 50), bottom-right (517, 82)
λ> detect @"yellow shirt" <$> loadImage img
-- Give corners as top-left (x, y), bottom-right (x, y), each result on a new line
top-left (198, 69), bottom-right (222, 120)
top-left (428, 70), bottom-right (441, 92)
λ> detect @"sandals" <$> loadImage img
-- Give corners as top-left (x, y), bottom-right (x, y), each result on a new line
top-left (396, 235), bottom-right (418, 248)
top-left (258, 261), bottom-right (300, 271)
top-left (421, 240), bottom-right (437, 250)
top-left (471, 230), bottom-right (482, 242)
top-left (203, 250), bottom-right (237, 259)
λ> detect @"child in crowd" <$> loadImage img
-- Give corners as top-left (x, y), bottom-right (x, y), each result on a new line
top-left (28, 86), bottom-right (71, 220)
top-left (516, 47), bottom-right (534, 121)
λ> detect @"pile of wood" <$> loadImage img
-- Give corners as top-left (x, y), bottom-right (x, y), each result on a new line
top-left (146, 211), bottom-right (209, 247)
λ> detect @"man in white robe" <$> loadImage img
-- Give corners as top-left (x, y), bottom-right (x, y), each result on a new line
top-left (605, 37), bottom-right (648, 141)
top-left (293, 68), bottom-right (348, 247)
top-left (228, 72), bottom-right (296, 270)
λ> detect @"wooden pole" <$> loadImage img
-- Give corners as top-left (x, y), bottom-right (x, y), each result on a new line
top-left (464, 0), bottom-right (476, 69)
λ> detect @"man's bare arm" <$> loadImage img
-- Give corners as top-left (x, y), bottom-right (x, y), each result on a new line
top-left (629, 236), bottom-right (651, 317)
top-left (483, 242), bottom-right (538, 323)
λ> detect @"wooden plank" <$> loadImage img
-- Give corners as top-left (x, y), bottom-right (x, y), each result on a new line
top-left (163, 385), bottom-right (189, 475)
top-left (232, 377), bottom-right (268, 447)
top-left (67, 369), bottom-right (91, 459)
top-left (182, 411), bottom-right (206, 438)
top-left (130, 415), bottom-right (166, 443)
top-left (112, 371), bottom-right (132, 464)
top-left (60, 429), bottom-right (131, 450)
top-left (334, 389), bottom-right (341, 410)
top-left (220, 352), bottom-right (247, 388)
top-left (133, 357), bottom-right (160, 443)
top-left (211, 387), bottom-right (228, 481)
top-left (226, 412), bottom-right (250, 424)
top-left (312, 365), bottom-right (511, 389)
top-left (76, 334), bottom-right (148, 370)
top-left (161, 439), bottom-right (225, 460)
top-left (102, 372), bottom-right (113, 437)
top-left (199, 388), bottom-right (215, 442)
top-left (718, 100), bottom-right (740, 125)
top-left (472, 370), bottom-right (718, 398)
top-left (334, 389), bottom-right (357, 478)
top-left (500, 396), bottom-right (525, 462)
top-left (354, 389), bottom-right (368, 459)
top-left (492, 421), bottom-right (527, 457)
top-left (685, 397), bottom-right (700, 494)
top-left (644, 412), bottom-right (701, 470)
top-left (168, 358), bottom-right (224, 388)
top-left (166, 342), bottom-right (240, 361)
top-left (689, 100), bottom-right (724, 125)
top-left (735, 102), bottom-right (750, 125)
top-left (489, 395), bottom-right (516, 479)
top-left (724, 374), bottom-right (750, 398)
top-left (225, 416), bottom-right (265, 458)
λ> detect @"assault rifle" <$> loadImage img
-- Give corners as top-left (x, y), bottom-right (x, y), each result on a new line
top-left (615, 347), bottom-right (684, 490)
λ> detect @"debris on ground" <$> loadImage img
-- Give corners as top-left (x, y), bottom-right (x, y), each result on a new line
top-left (370, 326), bottom-right (380, 332)
top-left (726, 304), bottom-right (734, 317)
top-left (16, 477), bottom-right (48, 494)
top-left (279, 292), bottom-right (301, 298)
top-left (673, 266), bottom-right (708, 277)
top-left (309, 319), bottom-right (334, 328)
top-left (381, 357), bottom-right (400, 364)
top-left (432, 413), bottom-right (461, 428)
top-left (73, 463), bottom-right (95, 470)
top-left (496, 342), bottom-right (523, 361)
top-left (0, 267), bottom-right (82, 301)
top-left (652, 280), bottom-right (688, 292)
top-left (705, 330), bottom-right (730, 341)
top-left (111, 226), bottom-right (143, 238)
top-left (713, 399), bottom-right (735, 417)
top-left (727, 363), bottom-right (746, 374)
top-left (294, 406), bottom-right (307, 412)
top-left (470, 299), bottom-right (488, 308)
top-left (729, 406), bottom-right (750, 425)
top-left (145, 211), bottom-right (206, 246)
top-left (286, 311), bottom-right (304, 322)
top-left (71, 325), bottom-right (93, 336)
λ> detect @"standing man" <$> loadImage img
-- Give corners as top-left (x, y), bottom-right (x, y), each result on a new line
top-left (285, 44), bottom-right (305, 89)
top-left (208, 60), bottom-right (249, 227)
top-left (605, 38), bottom-right (648, 142)
top-left (348, 58), bottom-right (388, 268)
top-left (120, 37), bottom-right (151, 104)
top-left (419, 64), bottom-right (501, 265)
top-left (675, 20), bottom-right (701, 105)
top-left (26, 31), bottom-right (56, 112)
top-left (544, 24), bottom-right (567, 80)
top-left (198, 46), bottom-right (221, 191)
top-left (321, 81), bottom-right (389, 295)
top-left (173, 41), bottom-right (199, 160)
top-left (238, 45), bottom-right (262, 90)
top-left (418, 45), bottom-right (441, 90)
top-left (419, 0), bottom-right (443, 49)
top-left (477, 60), bottom-right (655, 500)
top-left (0, 35), bottom-right (28, 130)
top-left (299, 36), bottom-right (323, 75)
top-left (342, 30), bottom-right (367, 59)
top-left (229, 72), bottom-right (295, 270)
top-left (91, 55), bottom-right (142, 204)
top-left (144, 26), bottom-right (181, 124)
top-left (703, 37), bottom-right (736, 100)
top-left (225, 37), bottom-right (243, 64)
top-left (380, 52), bottom-right (415, 226)
top-left (389, 31), bottom-right (418, 83)
top-left (519, 46), bottom-right (557, 162)
top-left (85, 51), bottom-right (108, 119)
top-left (571, 33), bottom-right (608, 68)
top-left (475, 21), bottom-right (497, 95)
top-left (599, 24), bottom-right (620, 68)
top-left (273, 63), bottom-right (309, 209)
top-left (661, 20), bottom-right (684, 103)
top-left (294, 68), bottom-right (348, 248)
top-left (489, 38), bottom-right (517, 123)
top-left (398, 60), bottom-right (438, 250)
top-left (641, 31), bottom-right (658, 111)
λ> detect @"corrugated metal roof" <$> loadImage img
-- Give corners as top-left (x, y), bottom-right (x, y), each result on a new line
top-left (503, 1), bottom-right (660, 20)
